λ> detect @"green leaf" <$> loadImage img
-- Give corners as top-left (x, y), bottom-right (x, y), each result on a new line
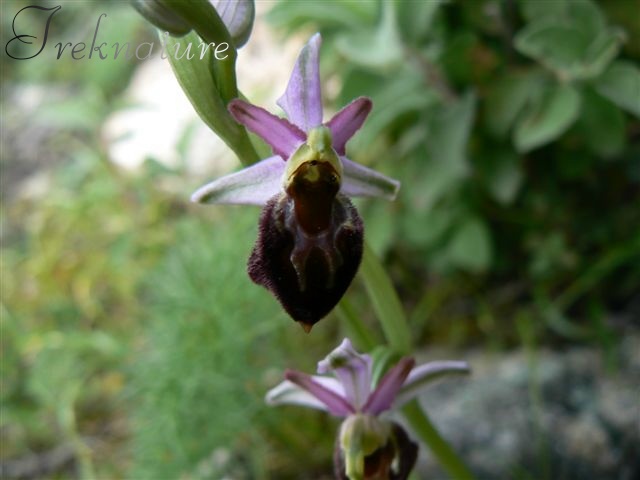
top-left (163, 0), bottom-right (240, 103)
top-left (350, 71), bottom-right (437, 151)
top-left (447, 217), bottom-right (493, 273)
top-left (514, 21), bottom-right (622, 81)
top-left (518, 0), bottom-right (568, 24)
top-left (406, 93), bottom-right (476, 213)
top-left (398, 0), bottom-right (442, 43)
top-left (577, 89), bottom-right (625, 157)
top-left (485, 152), bottom-right (523, 205)
top-left (164, 32), bottom-right (258, 165)
top-left (336, 1), bottom-right (403, 69)
top-left (594, 61), bottom-right (640, 118)
top-left (514, 84), bottom-right (581, 153)
top-left (423, 93), bottom-right (476, 194)
top-left (579, 29), bottom-right (625, 79)
top-left (484, 71), bottom-right (542, 138)
top-left (369, 346), bottom-right (402, 388)
top-left (515, 22), bottom-right (588, 70)
top-left (518, 0), bottom-right (605, 36)
top-left (565, 0), bottom-right (606, 35)
top-left (267, 0), bottom-right (375, 32)
top-left (361, 202), bottom-right (395, 256)
top-left (399, 203), bottom-right (455, 248)
top-left (427, 92), bottom-right (476, 170)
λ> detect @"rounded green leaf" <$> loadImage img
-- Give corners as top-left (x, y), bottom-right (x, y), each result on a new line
top-left (447, 217), bottom-right (492, 273)
top-left (515, 22), bottom-right (590, 76)
top-left (336, 2), bottom-right (403, 69)
top-left (594, 61), bottom-right (640, 118)
top-left (515, 20), bottom-right (622, 81)
top-left (514, 84), bottom-right (581, 153)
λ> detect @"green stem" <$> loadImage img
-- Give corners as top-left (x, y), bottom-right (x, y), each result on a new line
top-left (335, 298), bottom-right (378, 351)
top-left (359, 241), bottom-right (411, 354)
top-left (403, 401), bottom-right (474, 480)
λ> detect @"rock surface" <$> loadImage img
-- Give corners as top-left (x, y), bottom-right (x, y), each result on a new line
top-left (408, 334), bottom-right (639, 480)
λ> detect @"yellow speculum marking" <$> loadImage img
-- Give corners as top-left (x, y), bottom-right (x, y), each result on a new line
top-left (284, 126), bottom-right (343, 190)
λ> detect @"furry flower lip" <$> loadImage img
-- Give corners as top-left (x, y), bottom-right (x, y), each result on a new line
top-left (265, 339), bottom-right (470, 479)
top-left (191, 34), bottom-right (400, 331)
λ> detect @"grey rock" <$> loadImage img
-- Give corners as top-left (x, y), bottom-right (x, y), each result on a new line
top-left (407, 335), bottom-right (640, 480)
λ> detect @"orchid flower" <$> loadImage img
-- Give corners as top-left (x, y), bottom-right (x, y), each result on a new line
top-left (266, 339), bottom-right (471, 480)
top-left (191, 34), bottom-right (400, 332)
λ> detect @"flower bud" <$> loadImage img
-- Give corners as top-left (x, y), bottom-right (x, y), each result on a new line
top-left (209, 0), bottom-right (254, 48)
top-left (132, 0), bottom-right (255, 48)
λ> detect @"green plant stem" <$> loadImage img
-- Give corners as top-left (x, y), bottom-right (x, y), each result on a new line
top-left (359, 241), bottom-right (475, 479)
top-left (335, 298), bottom-right (378, 351)
top-left (359, 242), bottom-right (412, 354)
top-left (403, 401), bottom-right (474, 480)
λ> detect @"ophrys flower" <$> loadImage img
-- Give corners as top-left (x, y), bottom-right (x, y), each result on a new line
top-left (266, 338), bottom-right (471, 479)
top-left (191, 34), bottom-right (399, 331)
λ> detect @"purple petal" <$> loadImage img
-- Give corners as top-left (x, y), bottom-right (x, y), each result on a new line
top-left (228, 99), bottom-right (306, 160)
top-left (362, 357), bottom-right (415, 415)
top-left (326, 97), bottom-right (372, 155)
top-left (317, 339), bottom-right (373, 411)
top-left (341, 157), bottom-right (401, 200)
top-left (277, 33), bottom-right (323, 132)
top-left (190, 155), bottom-right (284, 205)
top-left (286, 369), bottom-right (354, 417)
top-left (265, 377), bottom-right (344, 412)
top-left (394, 361), bottom-right (470, 409)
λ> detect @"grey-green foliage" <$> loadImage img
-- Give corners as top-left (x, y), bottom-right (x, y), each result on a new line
top-left (131, 211), bottom-right (286, 479)
top-left (267, 0), bottom-right (640, 336)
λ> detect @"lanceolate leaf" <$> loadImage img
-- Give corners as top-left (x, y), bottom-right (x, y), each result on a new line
top-left (163, 32), bottom-right (259, 164)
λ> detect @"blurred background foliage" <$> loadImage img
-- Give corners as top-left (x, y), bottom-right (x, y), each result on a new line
top-left (1, 0), bottom-right (639, 479)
